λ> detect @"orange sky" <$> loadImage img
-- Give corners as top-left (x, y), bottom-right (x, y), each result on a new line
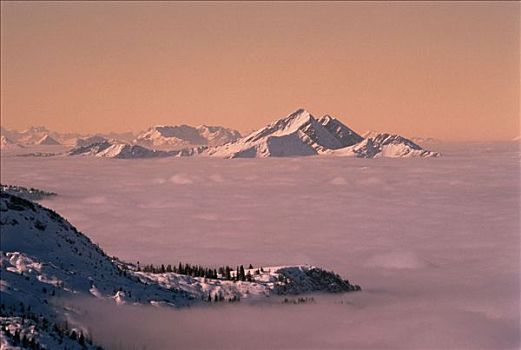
top-left (1, 1), bottom-right (519, 140)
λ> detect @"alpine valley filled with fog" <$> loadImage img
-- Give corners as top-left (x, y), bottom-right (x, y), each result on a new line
top-left (1, 109), bottom-right (519, 349)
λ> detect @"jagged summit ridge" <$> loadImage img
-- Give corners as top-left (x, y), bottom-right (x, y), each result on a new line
top-left (242, 108), bottom-right (314, 142)
top-left (134, 124), bottom-right (241, 149)
top-left (205, 109), bottom-right (348, 158)
top-left (204, 108), bottom-right (438, 158)
top-left (329, 132), bottom-right (440, 158)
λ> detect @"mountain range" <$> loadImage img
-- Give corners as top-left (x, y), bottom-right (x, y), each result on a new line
top-left (1, 124), bottom-right (241, 150)
top-left (1, 109), bottom-right (440, 158)
top-left (202, 109), bottom-right (439, 158)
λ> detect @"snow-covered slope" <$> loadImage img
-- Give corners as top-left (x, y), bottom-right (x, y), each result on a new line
top-left (95, 143), bottom-right (169, 159)
top-left (0, 192), bottom-right (194, 348)
top-left (205, 109), bottom-right (347, 158)
top-left (69, 140), bottom-right (171, 159)
top-left (0, 135), bottom-right (22, 150)
top-left (330, 133), bottom-right (440, 158)
top-left (0, 193), bottom-right (359, 309)
top-left (0, 192), bottom-right (360, 347)
top-left (134, 124), bottom-right (241, 149)
top-left (0, 192), bottom-right (193, 310)
top-left (36, 134), bottom-right (60, 145)
top-left (0, 128), bottom-right (20, 144)
top-left (16, 127), bottom-right (52, 145)
top-left (132, 264), bottom-right (359, 303)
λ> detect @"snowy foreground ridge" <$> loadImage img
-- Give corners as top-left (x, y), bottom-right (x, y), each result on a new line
top-left (0, 192), bottom-right (360, 349)
top-left (66, 109), bottom-right (440, 159)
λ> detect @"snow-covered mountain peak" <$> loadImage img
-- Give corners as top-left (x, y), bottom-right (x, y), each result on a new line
top-left (273, 108), bottom-right (313, 129)
top-left (242, 109), bottom-right (321, 143)
top-left (288, 108), bottom-right (312, 120)
top-left (151, 124), bottom-right (200, 137)
top-left (69, 140), bottom-right (171, 159)
top-left (22, 126), bottom-right (49, 134)
top-left (134, 124), bottom-right (241, 149)
top-left (368, 133), bottom-right (421, 149)
top-left (205, 109), bottom-right (341, 158)
top-left (280, 108), bottom-right (315, 130)
top-left (36, 134), bottom-right (60, 145)
top-left (203, 109), bottom-right (441, 159)
top-left (205, 109), bottom-right (362, 158)
top-left (328, 131), bottom-right (440, 158)
top-left (135, 125), bottom-right (205, 148)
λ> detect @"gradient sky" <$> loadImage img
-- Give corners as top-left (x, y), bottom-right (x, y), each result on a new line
top-left (1, 1), bottom-right (519, 140)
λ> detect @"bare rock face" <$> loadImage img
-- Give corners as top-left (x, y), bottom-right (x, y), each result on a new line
top-left (318, 114), bottom-right (364, 148)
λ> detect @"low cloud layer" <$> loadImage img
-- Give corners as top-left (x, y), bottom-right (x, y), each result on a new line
top-left (68, 294), bottom-right (519, 350)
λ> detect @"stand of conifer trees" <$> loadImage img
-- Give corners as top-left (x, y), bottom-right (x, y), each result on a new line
top-left (138, 262), bottom-right (256, 282)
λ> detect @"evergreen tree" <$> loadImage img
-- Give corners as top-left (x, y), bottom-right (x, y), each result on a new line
top-left (239, 265), bottom-right (246, 281)
top-left (13, 329), bottom-right (20, 344)
top-left (21, 334), bottom-right (29, 347)
top-left (225, 266), bottom-right (231, 280)
top-left (79, 332), bottom-right (86, 346)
